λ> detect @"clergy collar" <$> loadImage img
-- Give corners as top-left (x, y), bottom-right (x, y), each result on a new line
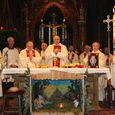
top-left (53, 43), bottom-right (61, 46)
top-left (8, 46), bottom-right (14, 49)
top-left (92, 50), bottom-right (100, 53)
top-left (69, 51), bottom-right (74, 53)
top-left (26, 48), bottom-right (34, 51)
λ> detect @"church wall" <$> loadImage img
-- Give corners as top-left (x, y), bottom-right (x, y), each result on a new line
top-left (23, 0), bottom-right (87, 51)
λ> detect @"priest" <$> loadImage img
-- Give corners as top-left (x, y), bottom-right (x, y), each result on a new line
top-left (45, 35), bottom-right (68, 67)
top-left (68, 45), bottom-right (79, 64)
top-left (2, 36), bottom-right (19, 68)
top-left (79, 45), bottom-right (91, 66)
top-left (40, 42), bottom-right (47, 66)
top-left (19, 41), bottom-right (41, 68)
top-left (91, 42), bottom-right (106, 68)
top-left (91, 42), bottom-right (106, 102)
top-left (2, 36), bottom-right (19, 94)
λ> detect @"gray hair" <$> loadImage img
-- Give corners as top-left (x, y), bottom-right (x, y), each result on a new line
top-left (7, 36), bottom-right (14, 42)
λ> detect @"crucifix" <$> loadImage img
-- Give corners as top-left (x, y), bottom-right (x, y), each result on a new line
top-left (41, 13), bottom-right (66, 44)
top-left (103, 15), bottom-right (113, 32)
top-left (103, 15), bottom-right (113, 66)
top-left (103, 15), bottom-right (113, 63)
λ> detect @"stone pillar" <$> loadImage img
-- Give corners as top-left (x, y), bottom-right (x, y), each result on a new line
top-left (25, 20), bottom-right (31, 41)
top-left (77, 20), bottom-right (86, 50)
top-left (24, 6), bottom-right (31, 42)
top-left (73, 27), bottom-right (79, 51)
top-left (30, 27), bottom-right (34, 42)
top-left (77, 5), bottom-right (86, 51)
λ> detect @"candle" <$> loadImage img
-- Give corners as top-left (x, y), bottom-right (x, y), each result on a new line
top-left (59, 103), bottom-right (64, 108)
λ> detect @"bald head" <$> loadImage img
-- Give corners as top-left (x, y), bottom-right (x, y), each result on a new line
top-left (53, 36), bottom-right (60, 45)
top-left (92, 42), bottom-right (100, 52)
top-left (26, 41), bottom-right (34, 50)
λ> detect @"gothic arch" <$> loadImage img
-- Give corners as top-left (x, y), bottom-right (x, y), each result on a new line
top-left (32, 2), bottom-right (73, 29)
top-left (27, 1), bottom-right (85, 51)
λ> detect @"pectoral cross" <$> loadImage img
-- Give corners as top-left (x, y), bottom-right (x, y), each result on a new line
top-left (103, 15), bottom-right (113, 32)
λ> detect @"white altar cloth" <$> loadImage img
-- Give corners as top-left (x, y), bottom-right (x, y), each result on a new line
top-left (2, 68), bottom-right (86, 75)
top-left (0, 67), bottom-right (112, 97)
top-left (0, 67), bottom-right (112, 115)
top-left (1, 67), bottom-right (111, 79)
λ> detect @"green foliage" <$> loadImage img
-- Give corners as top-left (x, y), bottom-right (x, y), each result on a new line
top-left (32, 80), bottom-right (49, 100)
top-left (68, 80), bottom-right (83, 110)
top-left (22, 67), bottom-right (31, 115)
top-left (85, 78), bottom-right (91, 113)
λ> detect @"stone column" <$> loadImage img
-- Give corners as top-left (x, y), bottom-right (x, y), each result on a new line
top-left (24, 6), bottom-right (31, 42)
top-left (30, 27), bottom-right (34, 42)
top-left (77, 20), bottom-right (86, 50)
top-left (77, 6), bottom-right (86, 51)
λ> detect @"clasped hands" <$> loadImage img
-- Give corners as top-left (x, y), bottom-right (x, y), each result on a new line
top-left (28, 51), bottom-right (33, 61)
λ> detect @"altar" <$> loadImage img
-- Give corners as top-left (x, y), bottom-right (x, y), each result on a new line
top-left (1, 67), bottom-right (111, 115)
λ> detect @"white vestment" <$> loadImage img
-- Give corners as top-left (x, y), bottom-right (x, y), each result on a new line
top-left (40, 50), bottom-right (47, 66)
top-left (92, 50), bottom-right (106, 101)
top-left (82, 50), bottom-right (106, 101)
top-left (19, 48), bottom-right (41, 68)
top-left (111, 55), bottom-right (115, 88)
top-left (79, 52), bottom-right (90, 66)
top-left (68, 51), bottom-right (79, 64)
top-left (2, 47), bottom-right (19, 82)
top-left (2, 47), bottom-right (19, 68)
top-left (45, 43), bottom-right (68, 67)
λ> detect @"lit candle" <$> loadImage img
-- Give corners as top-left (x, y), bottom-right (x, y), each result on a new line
top-left (59, 103), bottom-right (64, 108)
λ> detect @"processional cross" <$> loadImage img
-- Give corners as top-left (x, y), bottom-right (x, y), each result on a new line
top-left (103, 15), bottom-right (113, 32)
top-left (103, 15), bottom-right (113, 65)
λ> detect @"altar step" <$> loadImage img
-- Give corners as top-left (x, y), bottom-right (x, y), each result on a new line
top-left (1, 99), bottom-right (115, 115)
top-left (1, 110), bottom-right (115, 115)
top-left (31, 112), bottom-right (83, 115)
top-left (89, 109), bottom-right (115, 115)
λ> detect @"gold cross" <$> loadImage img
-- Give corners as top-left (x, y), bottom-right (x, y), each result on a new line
top-left (43, 13), bottom-right (65, 36)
